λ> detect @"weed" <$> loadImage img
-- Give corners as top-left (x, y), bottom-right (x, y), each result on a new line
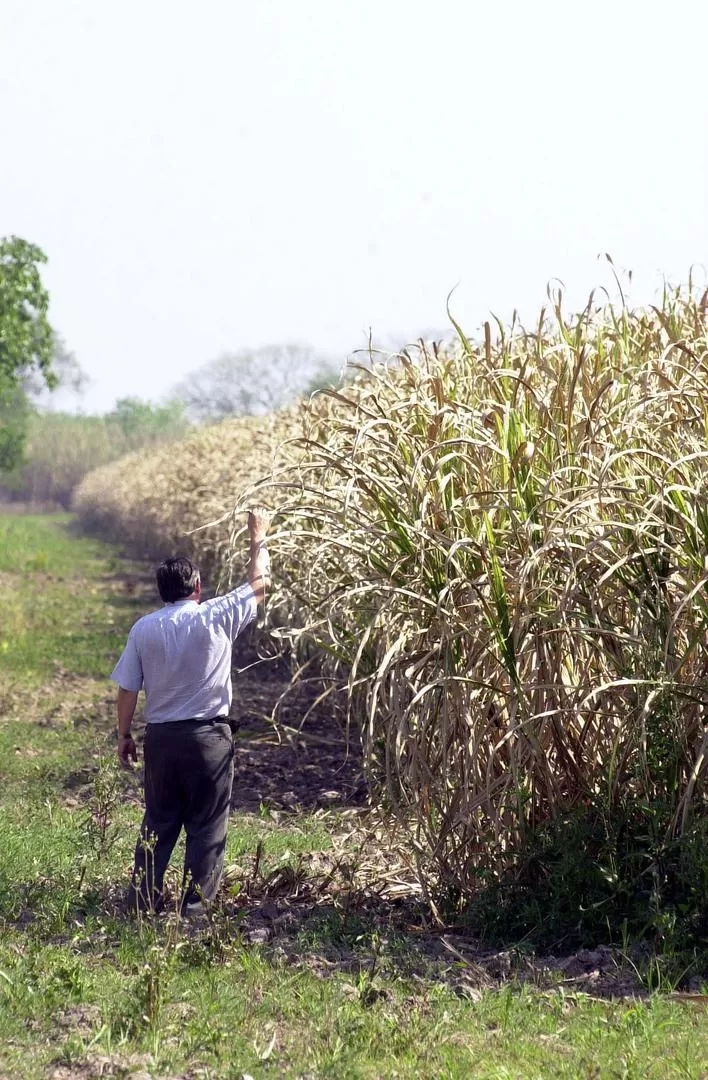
top-left (355, 931), bottom-right (383, 1006)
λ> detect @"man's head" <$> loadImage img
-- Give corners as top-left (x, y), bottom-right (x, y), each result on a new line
top-left (156, 556), bottom-right (201, 603)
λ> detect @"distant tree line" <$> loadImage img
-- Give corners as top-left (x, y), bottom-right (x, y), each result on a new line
top-left (1, 398), bottom-right (190, 508)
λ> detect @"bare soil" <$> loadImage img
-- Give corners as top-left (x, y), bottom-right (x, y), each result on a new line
top-left (229, 633), bottom-right (366, 814)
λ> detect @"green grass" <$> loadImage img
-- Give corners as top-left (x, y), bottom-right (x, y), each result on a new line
top-left (0, 513), bottom-right (707, 1078)
top-left (0, 513), bottom-right (130, 680)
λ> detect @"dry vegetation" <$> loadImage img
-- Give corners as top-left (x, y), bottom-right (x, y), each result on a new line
top-left (75, 276), bottom-right (708, 943)
top-left (75, 409), bottom-right (299, 581)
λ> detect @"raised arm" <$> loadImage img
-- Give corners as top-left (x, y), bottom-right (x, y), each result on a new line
top-left (247, 506), bottom-right (272, 607)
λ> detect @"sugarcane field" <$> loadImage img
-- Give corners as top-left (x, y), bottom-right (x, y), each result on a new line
top-left (2, 4), bottom-right (708, 1078)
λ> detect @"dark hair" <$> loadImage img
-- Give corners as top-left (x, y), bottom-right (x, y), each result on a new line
top-left (156, 556), bottom-right (200, 603)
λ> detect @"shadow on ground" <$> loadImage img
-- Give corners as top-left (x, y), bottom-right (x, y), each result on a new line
top-left (229, 633), bottom-right (367, 814)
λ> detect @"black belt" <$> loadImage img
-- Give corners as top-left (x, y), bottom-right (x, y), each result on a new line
top-left (148, 716), bottom-right (231, 728)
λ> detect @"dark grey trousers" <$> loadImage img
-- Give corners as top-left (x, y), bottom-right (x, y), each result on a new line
top-left (129, 718), bottom-right (234, 914)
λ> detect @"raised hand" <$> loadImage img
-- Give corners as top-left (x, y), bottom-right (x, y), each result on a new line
top-left (248, 506), bottom-right (272, 541)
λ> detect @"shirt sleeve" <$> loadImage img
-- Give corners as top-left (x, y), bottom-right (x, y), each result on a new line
top-left (204, 583), bottom-right (258, 641)
top-left (110, 628), bottom-right (144, 691)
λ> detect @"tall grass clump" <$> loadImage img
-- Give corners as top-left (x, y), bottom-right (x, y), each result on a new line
top-left (242, 279), bottom-right (708, 946)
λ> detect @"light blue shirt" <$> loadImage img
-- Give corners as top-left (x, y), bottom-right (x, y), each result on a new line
top-left (111, 585), bottom-right (257, 723)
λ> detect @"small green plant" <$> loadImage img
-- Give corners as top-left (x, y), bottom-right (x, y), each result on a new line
top-left (75, 751), bottom-right (123, 894)
top-left (45, 954), bottom-right (87, 1002)
top-left (134, 932), bottom-right (181, 1034)
top-left (26, 550), bottom-right (49, 571)
top-left (356, 931), bottom-right (383, 1006)
top-left (127, 870), bottom-right (186, 1049)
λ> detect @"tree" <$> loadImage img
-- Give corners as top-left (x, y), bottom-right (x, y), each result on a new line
top-left (0, 386), bottom-right (33, 473)
top-left (24, 336), bottom-right (88, 408)
top-left (0, 236), bottom-right (56, 471)
top-left (170, 344), bottom-right (338, 422)
top-left (0, 237), bottom-right (55, 392)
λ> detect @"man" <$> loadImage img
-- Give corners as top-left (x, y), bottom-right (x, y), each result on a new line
top-left (111, 507), bottom-right (271, 914)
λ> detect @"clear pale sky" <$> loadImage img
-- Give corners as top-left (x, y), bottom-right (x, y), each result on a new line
top-left (2, 0), bottom-right (707, 412)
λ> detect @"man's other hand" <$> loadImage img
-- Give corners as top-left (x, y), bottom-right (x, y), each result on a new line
top-left (248, 506), bottom-right (272, 540)
top-left (118, 733), bottom-right (138, 767)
